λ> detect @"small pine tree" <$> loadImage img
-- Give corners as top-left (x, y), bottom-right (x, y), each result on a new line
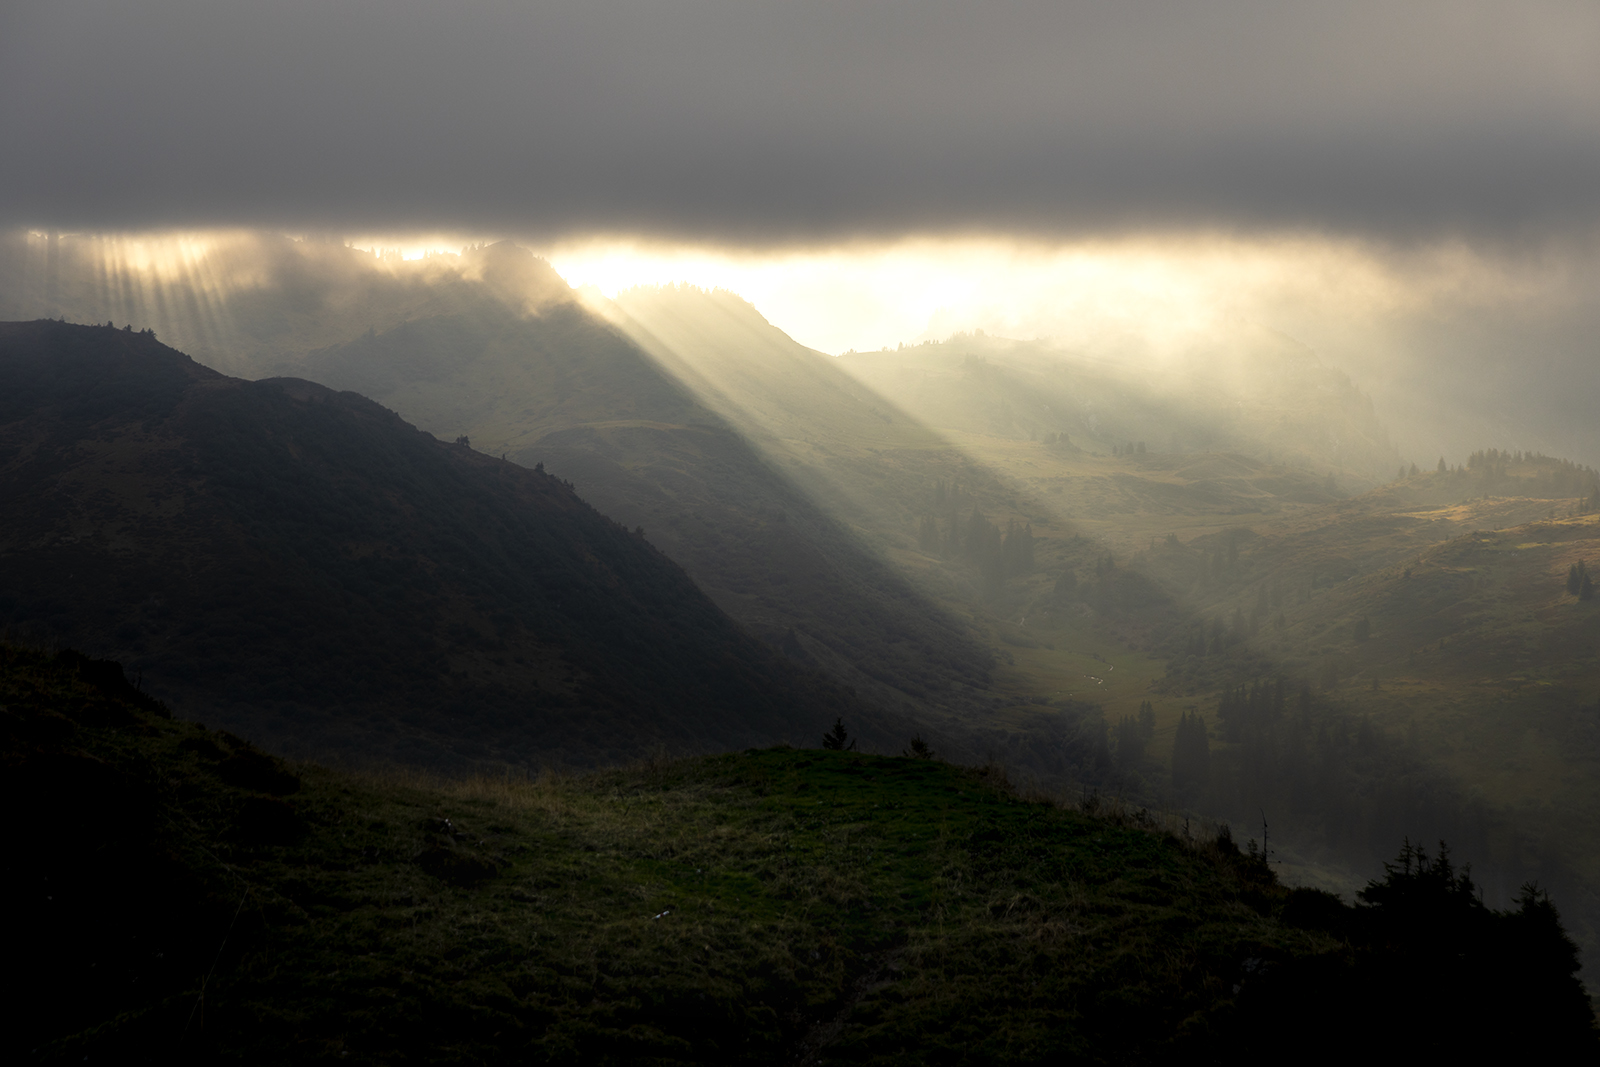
top-left (822, 717), bottom-right (855, 751)
top-left (903, 734), bottom-right (934, 759)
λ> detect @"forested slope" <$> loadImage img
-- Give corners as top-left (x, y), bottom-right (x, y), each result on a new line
top-left (0, 320), bottom-right (883, 767)
top-left (297, 262), bottom-right (998, 725)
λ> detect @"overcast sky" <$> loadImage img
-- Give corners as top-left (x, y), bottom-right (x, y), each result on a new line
top-left (4, 0), bottom-right (1598, 241)
top-left (4, 1), bottom-right (1597, 464)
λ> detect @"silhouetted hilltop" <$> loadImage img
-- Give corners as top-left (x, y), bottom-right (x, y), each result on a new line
top-left (5, 644), bottom-right (1593, 1061)
top-left (0, 320), bottom-right (882, 767)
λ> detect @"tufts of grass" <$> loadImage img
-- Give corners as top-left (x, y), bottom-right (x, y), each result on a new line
top-left (3, 642), bottom-right (1485, 1064)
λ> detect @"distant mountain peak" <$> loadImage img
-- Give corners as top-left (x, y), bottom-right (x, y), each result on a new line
top-left (461, 240), bottom-right (572, 314)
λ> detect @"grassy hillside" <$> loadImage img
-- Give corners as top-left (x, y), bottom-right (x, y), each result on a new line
top-left (8, 644), bottom-right (1592, 1062)
top-left (0, 320), bottom-right (884, 768)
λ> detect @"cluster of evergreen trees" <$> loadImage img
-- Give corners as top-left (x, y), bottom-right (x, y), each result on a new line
top-left (1083, 667), bottom-right (1586, 948)
top-left (1112, 701), bottom-right (1156, 766)
top-left (1170, 708), bottom-right (1211, 794)
top-left (1566, 560), bottom-right (1594, 601)
top-left (1215, 677), bottom-right (1293, 741)
top-left (1412, 447), bottom-right (1600, 500)
top-left (917, 481), bottom-right (1035, 596)
top-left (1242, 841), bottom-right (1596, 1056)
top-left (1191, 675), bottom-right (1493, 878)
top-left (1182, 608), bottom-right (1261, 655)
top-left (1111, 441), bottom-right (1146, 456)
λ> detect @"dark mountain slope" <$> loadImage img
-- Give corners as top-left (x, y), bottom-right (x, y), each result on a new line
top-left (606, 284), bottom-right (954, 536)
top-left (0, 320), bottom-right (877, 767)
top-left (297, 275), bottom-right (998, 723)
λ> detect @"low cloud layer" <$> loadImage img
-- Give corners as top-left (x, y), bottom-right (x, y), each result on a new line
top-left (547, 232), bottom-right (1600, 466)
top-left (4, 1), bottom-right (1598, 241)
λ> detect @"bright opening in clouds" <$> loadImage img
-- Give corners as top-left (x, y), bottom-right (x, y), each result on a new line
top-left (547, 234), bottom-right (1409, 356)
top-left (3, 2), bottom-right (1598, 462)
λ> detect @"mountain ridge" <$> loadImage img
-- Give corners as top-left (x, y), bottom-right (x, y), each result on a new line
top-left (0, 319), bottom-right (896, 767)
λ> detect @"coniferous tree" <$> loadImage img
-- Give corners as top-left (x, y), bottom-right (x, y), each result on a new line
top-left (1138, 700), bottom-right (1156, 744)
top-left (1171, 710), bottom-right (1210, 793)
top-left (821, 717), bottom-right (855, 751)
top-left (1113, 714), bottom-right (1145, 766)
top-left (980, 543), bottom-right (1005, 597)
top-left (1001, 521), bottom-right (1035, 578)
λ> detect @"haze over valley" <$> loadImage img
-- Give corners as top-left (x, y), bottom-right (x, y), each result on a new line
top-left (3, 1), bottom-right (1598, 1059)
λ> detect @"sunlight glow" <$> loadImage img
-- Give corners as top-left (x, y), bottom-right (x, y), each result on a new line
top-left (342, 234), bottom-right (490, 262)
top-left (545, 233), bottom-right (1426, 358)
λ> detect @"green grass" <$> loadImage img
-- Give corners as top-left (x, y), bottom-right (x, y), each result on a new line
top-left (6, 643), bottom-right (1350, 1064)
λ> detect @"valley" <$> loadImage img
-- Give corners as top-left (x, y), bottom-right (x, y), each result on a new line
top-left (3, 234), bottom-right (1598, 1005)
top-left (9, 3), bottom-right (1600, 1057)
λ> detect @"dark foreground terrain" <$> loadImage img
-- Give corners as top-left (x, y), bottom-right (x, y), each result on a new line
top-left (5, 645), bottom-right (1592, 1063)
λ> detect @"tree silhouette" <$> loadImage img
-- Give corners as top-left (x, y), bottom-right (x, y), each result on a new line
top-left (1568, 560), bottom-right (1590, 597)
top-left (1171, 710), bottom-right (1210, 794)
top-left (1241, 839), bottom-right (1598, 1056)
top-left (821, 717), bottom-right (855, 751)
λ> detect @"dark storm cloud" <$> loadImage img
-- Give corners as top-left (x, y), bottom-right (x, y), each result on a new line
top-left (3, 0), bottom-right (1598, 239)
